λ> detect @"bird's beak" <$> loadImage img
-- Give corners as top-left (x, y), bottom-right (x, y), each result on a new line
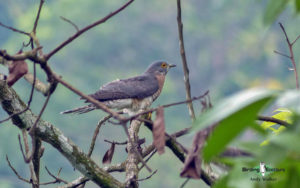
top-left (168, 64), bottom-right (176, 68)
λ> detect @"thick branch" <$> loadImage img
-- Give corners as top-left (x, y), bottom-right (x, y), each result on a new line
top-left (125, 120), bottom-right (142, 188)
top-left (0, 80), bottom-right (123, 188)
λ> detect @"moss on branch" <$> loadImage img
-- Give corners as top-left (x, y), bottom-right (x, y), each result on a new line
top-left (0, 80), bottom-right (123, 188)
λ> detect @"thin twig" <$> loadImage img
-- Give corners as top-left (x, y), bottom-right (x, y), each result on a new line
top-left (87, 115), bottom-right (112, 157)
top-left (127, 91), bottom-right (209, 122)
top-left (60, 16), bottom-right (79, 31)
top-left (23, 92), bottom-right (52, 163)
top-left (57, 177), bottom-right (89, 188)
top-left (258, 115), bottom-right (291, 126)
top-left (180, 178), bottom-right (190, 188)
top-left (32, 0), bottom-right (45, 34)
top-left (6, 155), bottom-right (31, 184)
top-left (137, 169), bottom-right (158, 181)
top-left (273, 50), bottom-right (290, 59)
top-left (19, 131), bottom-right (32, 163)
top-left (277, 22), bottom-right (299, 89)
top-left (138, 150), bottom-right (157, 171)
top-left (42, 166), bottom-right (68, 184)
top-left (291, 34), bottom-right (300, 45)
top-left (176, 0), bottom-right (196, 121)
top-left (29, 90), bottom-right (52, 133)
top-left (45, 0), bottom-right (134, 60)
top-left (0, 22), bottom-right (30, 35)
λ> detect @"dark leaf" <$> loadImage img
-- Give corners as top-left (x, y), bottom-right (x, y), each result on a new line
top-left (7, 51), bottom-right (28, 87)
top-left (153, 107), bottom-right (165, 155)
top-left (180, 127), bottom-right (212, 179)
top-left (102, 143), bottom-right (115, 164)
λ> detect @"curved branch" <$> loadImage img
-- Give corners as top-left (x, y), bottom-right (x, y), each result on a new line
top-left (45, 0), bottom-right (134, 60)
top-left (257, 115), bottom-right (291, 127)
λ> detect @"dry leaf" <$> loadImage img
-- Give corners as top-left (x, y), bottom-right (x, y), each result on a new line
top-left (7, 51), bottom-right (28, 87)
top-left (153, 107), bottom-right (165, 155)
top-left (102, 143), bottom-right (115, 164)
top-left (180, 129), bottom-right (210, 179)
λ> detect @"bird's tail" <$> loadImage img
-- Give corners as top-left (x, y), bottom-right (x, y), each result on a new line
top-left (60, 104), bottom-right (96, 115)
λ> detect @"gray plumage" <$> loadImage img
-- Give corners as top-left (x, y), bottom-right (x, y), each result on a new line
top-left (89, 74), bottom-right (159, 101)
top-left (61, 61), bottom-right (175, 115)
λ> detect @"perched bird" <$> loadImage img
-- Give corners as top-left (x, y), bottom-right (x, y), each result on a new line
top-left (61, 61), bottom-right (176, 115)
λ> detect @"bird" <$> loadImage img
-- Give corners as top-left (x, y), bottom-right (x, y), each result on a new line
top-left (61, 61), bottom-right (176, 115)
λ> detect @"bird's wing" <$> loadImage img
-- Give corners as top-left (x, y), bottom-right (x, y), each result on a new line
top-left (88, 74), bottom-right (159, 101)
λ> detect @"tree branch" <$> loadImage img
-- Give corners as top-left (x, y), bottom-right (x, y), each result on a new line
top-left (0, 80), bottom-right (123, 188)
top-left (277, 22), bottom-right (299, 89)
top-left (45, 0), bottom-right (134, 60)
top-left (176, 0), bottom-right (196, 120)
top-left (258, 115), bottom-right (291, 126)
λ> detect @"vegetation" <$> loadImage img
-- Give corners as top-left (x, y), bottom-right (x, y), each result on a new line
top-left (0, 0), bottom-right (300, 188)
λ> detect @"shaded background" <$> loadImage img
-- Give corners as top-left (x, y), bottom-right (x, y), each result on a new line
top-left (0, 0), bottom-right (299, 187)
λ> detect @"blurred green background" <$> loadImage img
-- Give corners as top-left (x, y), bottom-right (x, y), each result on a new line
top-left (0, 0), bottom-right (300, 187)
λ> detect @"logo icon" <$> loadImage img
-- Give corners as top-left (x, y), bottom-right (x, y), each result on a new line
top-left (259, 162), bottom-right (266, 177)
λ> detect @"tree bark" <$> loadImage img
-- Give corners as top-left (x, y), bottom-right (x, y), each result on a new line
top-left (0, 80), bottom-right (123, 188)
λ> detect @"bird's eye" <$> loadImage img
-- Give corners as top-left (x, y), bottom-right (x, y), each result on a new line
top-left (161, 62), bottom-right (167, 68)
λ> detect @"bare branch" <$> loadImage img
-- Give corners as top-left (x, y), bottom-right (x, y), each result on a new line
top-left (139, 150), bottom-right (157, 171)
top-left (137, 169), bottom-right (158, 182)
top-left (0, 22), bottom-right (30, 36)
top-left (291, 34), bottom-right (300, 45)
top-left (6, 155), bottom-right (31, 184)
top-left (32, 0), bottom-right (45, 34)
top-left (0, 80), bottom-right (123, 188)
top-left (273, 50), bottom-right (291, 59)
top-left (87, 115), bottom-right (112, 157)
top-left (60, 16), bottom-right (79, 32)
top-left (180, 178), bottom-right (190, 188)
top-left (57, 177), bottom-right (89, 188)
top-left (176, 0), bottom-right (196, 120)
top-left (24, 73), bottom-right (49, 95)
top-left (41, 166), bottom-right (68, 185)
top-left (29, 92), bottom-right (52, 133)
top-left (277, 22), bottom-right (299, 89)
top-left (45, 0), bottom-right (134, 60)
top-left (127, 91), bottom-right (209, 122)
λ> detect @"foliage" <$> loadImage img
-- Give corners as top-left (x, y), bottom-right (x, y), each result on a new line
top-left (192, 90), bottom-right (300, 187)
top-left (264, 0), bottom-right (300, 24)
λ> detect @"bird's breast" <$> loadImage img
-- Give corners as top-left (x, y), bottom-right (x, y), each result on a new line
top-left (153, 74), bottom-right (165, 100)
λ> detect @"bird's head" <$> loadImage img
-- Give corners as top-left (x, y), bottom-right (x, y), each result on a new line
top-left (145, 61), bottom-right (176, 75)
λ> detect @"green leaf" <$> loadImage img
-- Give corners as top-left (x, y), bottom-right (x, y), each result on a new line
top-left (295, 0), bottom-right (300, 12)
top-left (203, 96), bottom-right (273, 161)
top-left (192, 89), bottom-right (276, 132)
top-left (192, 89), bottom-right (276, 161)
top-left (263, 0), bottom-right (289, 25)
